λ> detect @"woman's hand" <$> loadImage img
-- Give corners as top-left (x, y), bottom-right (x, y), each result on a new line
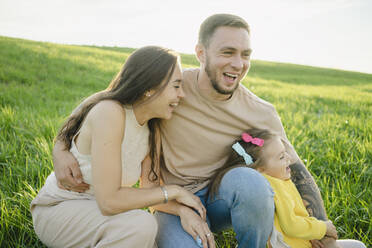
top-left (325, 220), bottom-right (338, 239)
top-left (174, 187), bottom-right (206, 221)
top-left (179, 206), bottom-right (215, 248)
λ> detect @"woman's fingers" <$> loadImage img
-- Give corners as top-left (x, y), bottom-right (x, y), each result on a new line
top-left (193, 222), bottom-right (215, 248)
top-left (179, 208), bottom-right (214, 248)
top-left (203, 222), bottom-right (215, 248)
top-left (193, 223), bottom-right (208, 248)
top-left (188, 228), bottom-right (198, 241)
top-left (179, 208), bottom-right (204, 242)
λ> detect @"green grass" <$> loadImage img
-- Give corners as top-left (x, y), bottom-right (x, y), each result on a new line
top-left (1, 35), bottom-right (371, 248)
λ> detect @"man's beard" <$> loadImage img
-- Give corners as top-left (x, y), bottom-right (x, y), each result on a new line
top-left (205, 57), bottom-right (239, 95)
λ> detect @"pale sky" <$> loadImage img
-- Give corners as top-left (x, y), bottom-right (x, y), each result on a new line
top-left (1, 0), bottom-right (371, 74)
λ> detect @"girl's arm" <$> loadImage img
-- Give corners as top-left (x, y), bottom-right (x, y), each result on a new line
top-left (270, 106), bottom-right (328, 221)
top-left (273, 180), bottom-right (327, 240)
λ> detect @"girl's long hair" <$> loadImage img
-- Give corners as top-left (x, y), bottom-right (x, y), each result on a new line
top-left (56, 46), bottom-right (179, 182)
top-left (208, 128), bottom-right (274, 199)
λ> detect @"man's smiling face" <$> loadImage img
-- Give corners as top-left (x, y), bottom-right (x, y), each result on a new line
top-left (204, 26), bottom-right (252, 95)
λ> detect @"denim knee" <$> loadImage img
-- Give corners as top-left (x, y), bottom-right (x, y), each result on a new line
top-left (219, 167), bottom-right (274, 212)
top-left (208, 167), bottom-right (274, 247)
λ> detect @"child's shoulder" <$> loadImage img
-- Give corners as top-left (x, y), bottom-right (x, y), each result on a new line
top-left (262, 173), bottom-right (295, 191)
top-left (262, 173), bottom-right (285, 184)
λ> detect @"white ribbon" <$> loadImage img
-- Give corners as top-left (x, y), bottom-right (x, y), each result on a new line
top-left (232, 142), bottom-right (253, 165)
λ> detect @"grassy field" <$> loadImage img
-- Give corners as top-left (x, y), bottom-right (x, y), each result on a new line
top-left (0, 35), bottom-right (371, 247)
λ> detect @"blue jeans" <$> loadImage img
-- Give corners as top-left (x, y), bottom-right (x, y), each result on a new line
top-left (155, 167), bottom-right (275, 248)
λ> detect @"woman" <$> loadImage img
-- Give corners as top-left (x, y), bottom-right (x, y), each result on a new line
top-left (31, 46), bottom-right (206, 248)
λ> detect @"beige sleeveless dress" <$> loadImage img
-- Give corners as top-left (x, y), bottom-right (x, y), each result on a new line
top-left (30, 107), bottom-right (158, 248)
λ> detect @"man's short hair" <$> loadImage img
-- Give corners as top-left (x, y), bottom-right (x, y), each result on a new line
top-left (198, 13), bottom-right (250, 48)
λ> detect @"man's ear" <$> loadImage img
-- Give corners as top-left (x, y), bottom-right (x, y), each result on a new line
top-left (195, 44), bottom-right (206, 64)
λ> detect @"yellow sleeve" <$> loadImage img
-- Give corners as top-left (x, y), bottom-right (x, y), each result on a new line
top-left (270, 177), bottom-right (327, 240)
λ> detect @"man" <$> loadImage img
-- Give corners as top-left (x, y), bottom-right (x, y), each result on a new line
top-left (54, 14), bottom-right (329, 248)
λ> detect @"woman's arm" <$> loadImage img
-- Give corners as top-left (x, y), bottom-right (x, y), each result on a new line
top-left (141, 151), bottom-right (214, 248)
top-left (140, 155), bottom-right (205, 218)
top-left (90, 101), bottom-right (174, 214)
top-left (89, 101), bottom-right (205, 217)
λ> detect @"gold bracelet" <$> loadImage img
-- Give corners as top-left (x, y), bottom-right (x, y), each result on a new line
top-left (160, 186), bottom-right (168, 204)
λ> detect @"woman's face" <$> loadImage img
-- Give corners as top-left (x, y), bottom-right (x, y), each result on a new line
top-left (150, 59), bottom-right (185, 119)
top-left (258, 136), bottom-right (291, 180)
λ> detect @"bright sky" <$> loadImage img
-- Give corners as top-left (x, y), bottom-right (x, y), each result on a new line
top-left (1, 0), bottom-right (371, 74)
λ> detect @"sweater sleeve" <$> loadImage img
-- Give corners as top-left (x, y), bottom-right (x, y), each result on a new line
top-left (272, 178), bottom-right (327, 240)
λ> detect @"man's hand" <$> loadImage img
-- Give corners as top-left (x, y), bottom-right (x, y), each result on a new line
top-left (319, 236), bottom-right (341, 248)
top-left (53, 141), bottom-right (89, 192)
top-left (310, 239), bottom-right (324, 248)
top-left (179, 206), bottom-right (215, 248)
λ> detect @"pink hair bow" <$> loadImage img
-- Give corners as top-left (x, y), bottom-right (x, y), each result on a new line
top-left (242, 133), bottom-right (264, 147)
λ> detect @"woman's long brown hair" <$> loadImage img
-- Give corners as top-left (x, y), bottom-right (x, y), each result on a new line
top-left (56, 46), bottom-right (179, 182)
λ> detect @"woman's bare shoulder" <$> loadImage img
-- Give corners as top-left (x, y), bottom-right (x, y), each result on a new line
top-left (84, 100), bottom-right (126, 134)
top-left (91, 100), bottom-right (125, 120)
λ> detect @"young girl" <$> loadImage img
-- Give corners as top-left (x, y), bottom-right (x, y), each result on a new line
top-left (208, 128), bottom-right (366, 248)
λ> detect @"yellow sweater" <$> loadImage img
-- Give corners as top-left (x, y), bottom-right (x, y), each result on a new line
top-left (263, 174), bottom-right (327, 248)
